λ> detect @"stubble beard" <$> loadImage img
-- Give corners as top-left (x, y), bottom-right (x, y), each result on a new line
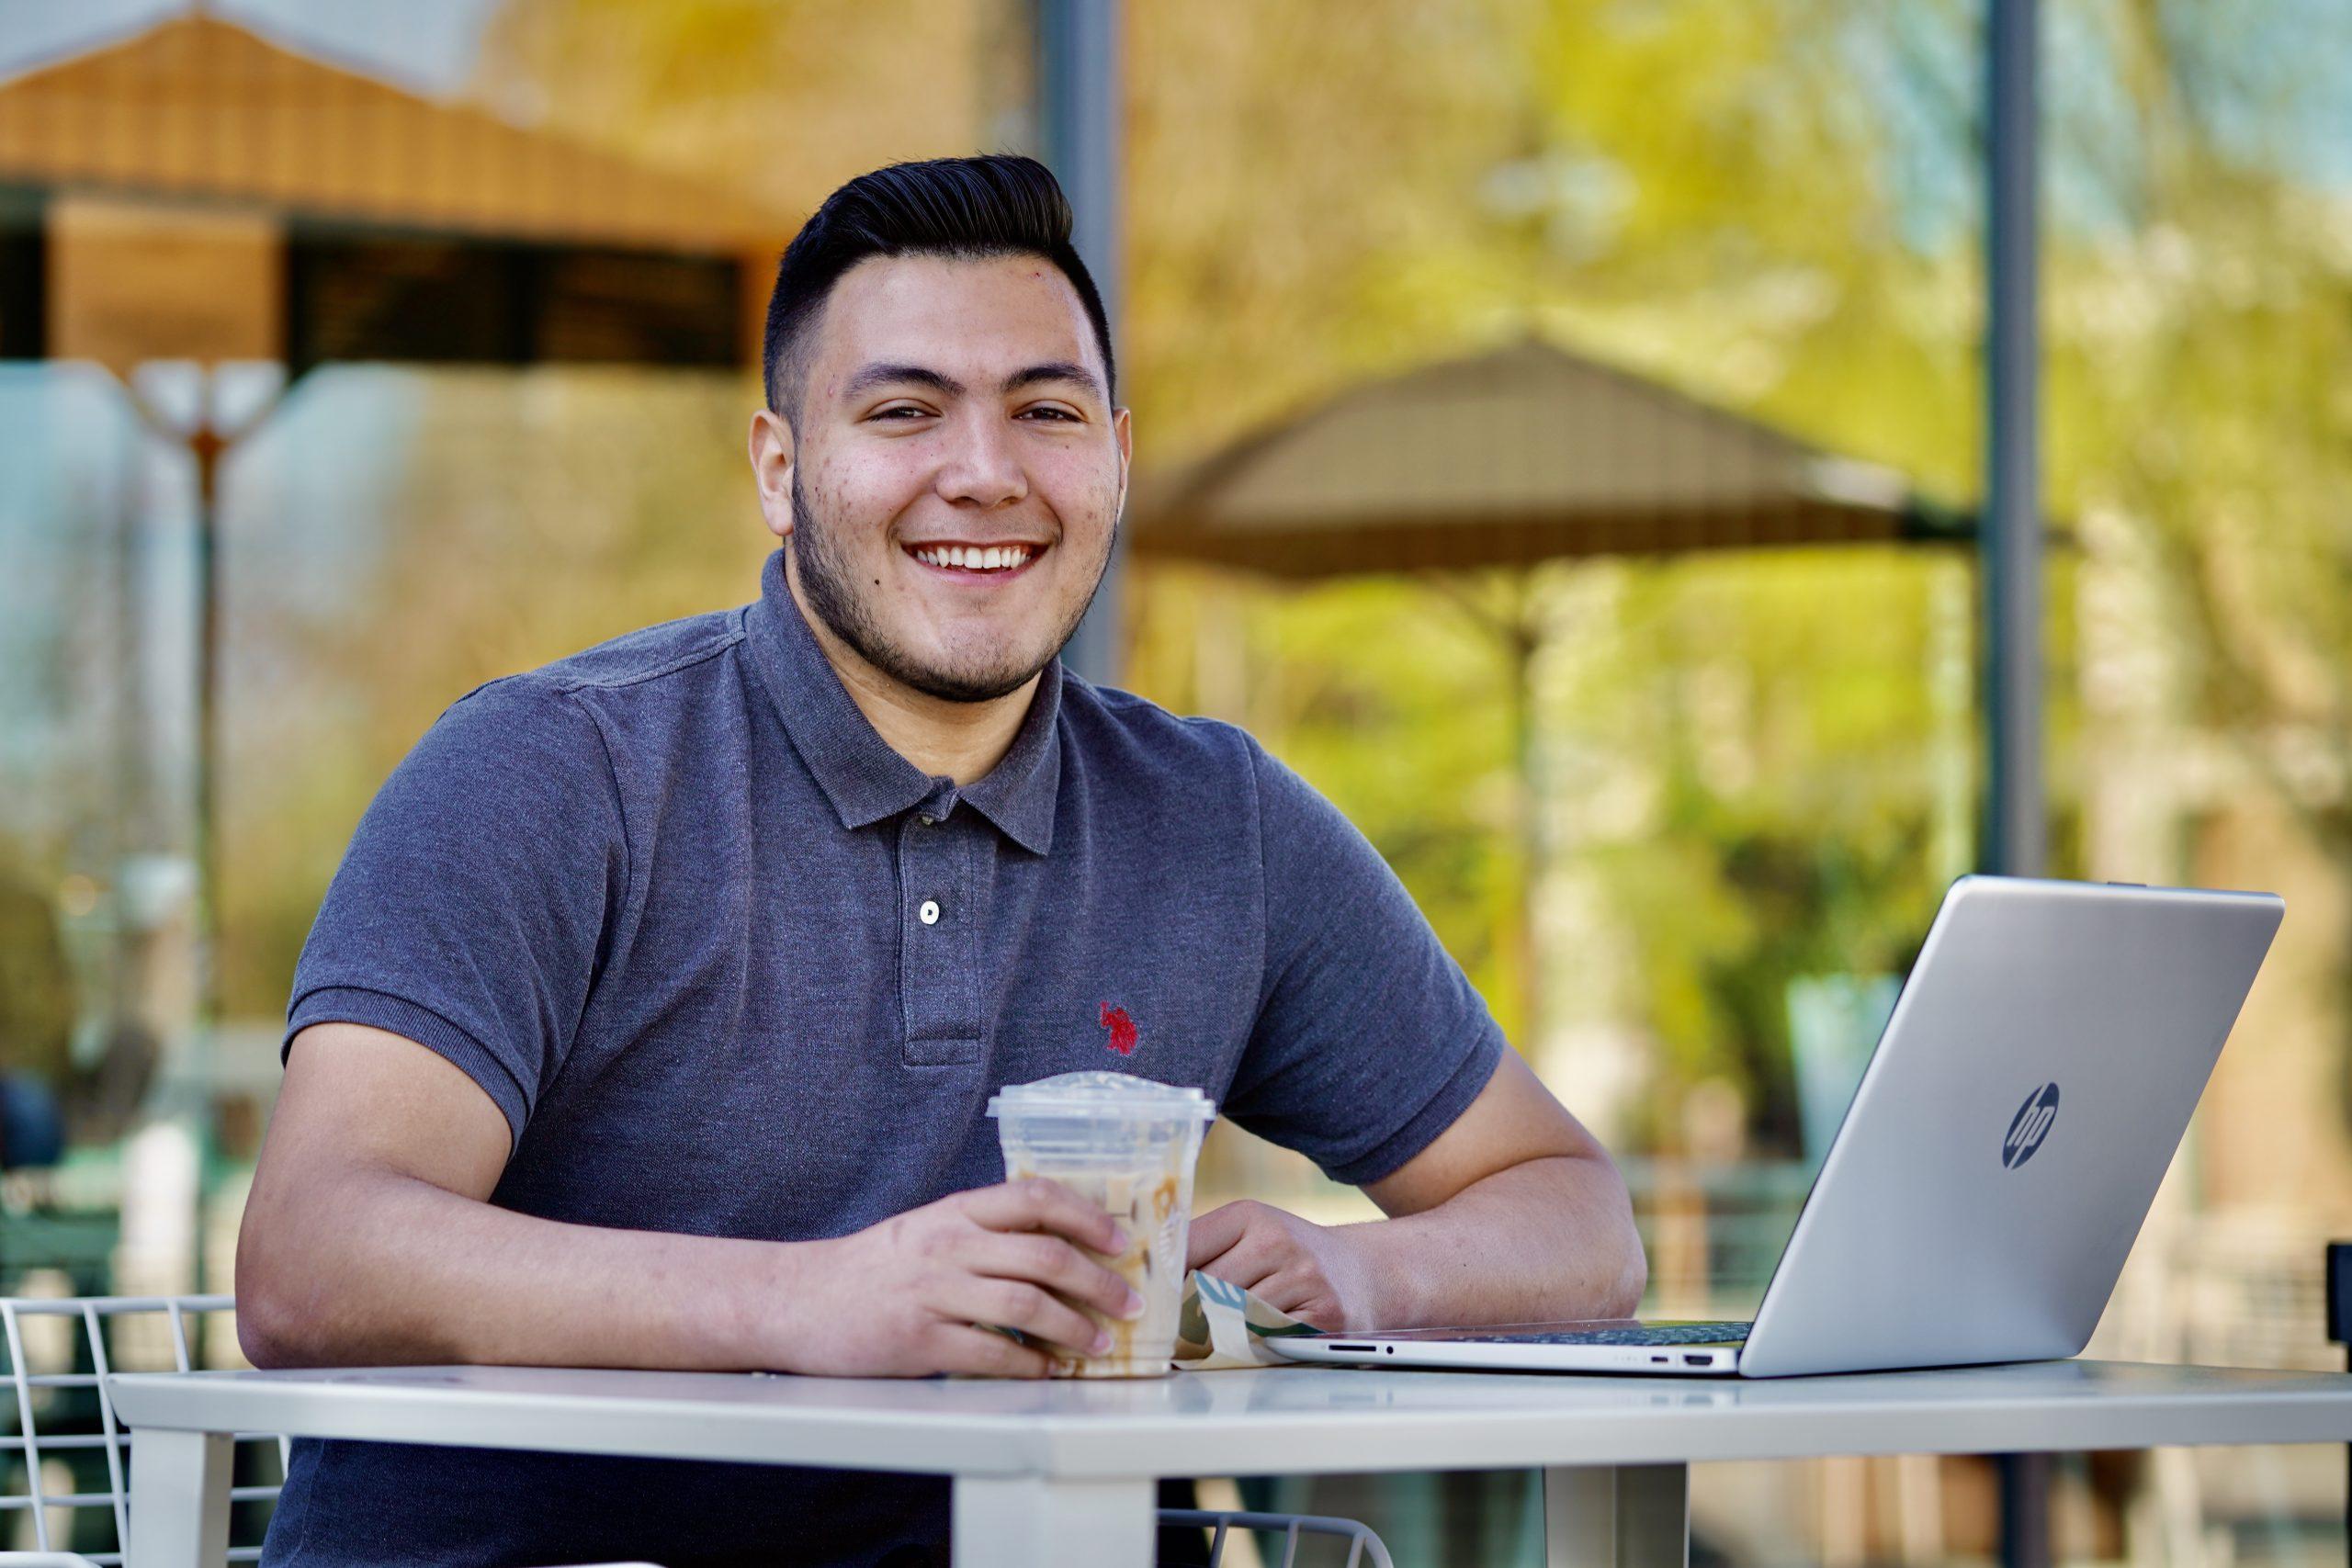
top-left (788, 469), bottom-right (1110, 705)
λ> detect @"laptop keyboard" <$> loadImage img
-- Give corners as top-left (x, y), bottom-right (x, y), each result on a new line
top-left (1480, 1322), bottom-right (1751, 1348)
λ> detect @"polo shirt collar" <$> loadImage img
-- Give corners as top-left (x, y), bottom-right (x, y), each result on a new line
top-left (743, 550), bottom-right (1062, 854)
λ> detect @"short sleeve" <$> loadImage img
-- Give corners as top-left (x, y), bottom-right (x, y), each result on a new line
top-left (284, 678), bottom-right (628, 1152)
top-left (1225, 739), bottom-right (1506, 1185)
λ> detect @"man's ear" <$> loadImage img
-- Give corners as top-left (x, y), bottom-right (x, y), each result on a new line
top-left (1112, 405), bottom-right (1134, 519)
top-left (749, 407), bottom-right (797, 543)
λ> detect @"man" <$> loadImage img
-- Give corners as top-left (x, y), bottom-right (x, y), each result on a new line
top-left (238, 155), bottom-right (1644, 1567)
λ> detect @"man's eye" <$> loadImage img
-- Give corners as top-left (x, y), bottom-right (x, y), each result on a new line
top-left (870, 405), bottom-right (929, 421)
top-left (1020, 406), bottom-right (1081, 422)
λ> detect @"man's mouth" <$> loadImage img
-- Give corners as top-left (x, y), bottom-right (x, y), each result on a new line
top-left (904, 542), bottom-right (1045, 579)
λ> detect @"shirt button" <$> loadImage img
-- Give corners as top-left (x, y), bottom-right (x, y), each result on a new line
top-left (919, 898), bottom-right (941, 925)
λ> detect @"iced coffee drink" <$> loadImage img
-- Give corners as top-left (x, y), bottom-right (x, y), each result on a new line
top-left (988, 1072), bottom-right (1217, 1378)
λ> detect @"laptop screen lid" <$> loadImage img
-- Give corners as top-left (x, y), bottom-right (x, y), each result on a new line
top-left (1734, 876), bottom-right (2281, 1378)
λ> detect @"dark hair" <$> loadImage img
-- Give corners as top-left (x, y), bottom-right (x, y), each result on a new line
top-left (760, 154), bottom-right (1115, 420)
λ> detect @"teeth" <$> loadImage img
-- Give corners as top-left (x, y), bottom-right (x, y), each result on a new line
top-left (914, 545), bottom-right (1031, 570)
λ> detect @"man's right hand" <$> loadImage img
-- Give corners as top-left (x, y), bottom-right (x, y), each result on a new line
top-left (771, 1179), bottom-right (1146, 1379)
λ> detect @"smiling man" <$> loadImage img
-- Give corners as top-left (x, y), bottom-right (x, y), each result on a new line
top-left (237, 156), bottom-right (1644, 1568)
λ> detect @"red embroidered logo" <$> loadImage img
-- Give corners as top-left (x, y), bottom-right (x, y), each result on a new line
top-left (1099, 1003), bottom-right (1138, 1055)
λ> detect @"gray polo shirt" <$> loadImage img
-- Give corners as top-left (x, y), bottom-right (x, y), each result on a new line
top-left (262, 548), bottom-right (1505, 1568)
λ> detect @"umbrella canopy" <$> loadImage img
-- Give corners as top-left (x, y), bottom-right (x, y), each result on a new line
top-left (0, 13), bottom-right (794, 374)
top-left (1130, 337), bottom-right (1970, 578)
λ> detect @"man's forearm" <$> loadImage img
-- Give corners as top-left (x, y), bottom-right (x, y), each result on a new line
top-left (239, 1168), bottom-right (795, 1371)
top-left (1351, 1155), bottom-right (1646, 1327)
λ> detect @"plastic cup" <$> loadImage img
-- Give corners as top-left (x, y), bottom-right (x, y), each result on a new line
top-left (987, 1071), bottom-right (1217, 1378)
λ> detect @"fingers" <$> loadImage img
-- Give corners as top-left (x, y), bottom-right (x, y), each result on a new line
top-left (1196, 1245), bottom-right (1281, 1293)
top-left (965, 1179), bottom-right (1126, 1255)
top-left (967, 1229), bottom-right (1143, 1322)
top-left (1191, 1201), bottom-right (1293, 1288)
top-left (1275, 1292), bottom-right (1348, 1333)
top-left (1185, 1200), bottom-right (1256, 1269)
top-left (948, 1277), bottom-right (1110, 1359)
top-left (933, 1324), bottom-right (1053, 1379)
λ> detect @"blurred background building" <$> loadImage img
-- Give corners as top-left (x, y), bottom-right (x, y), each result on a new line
top-left (1, 1), bottom-right (2349, 1564)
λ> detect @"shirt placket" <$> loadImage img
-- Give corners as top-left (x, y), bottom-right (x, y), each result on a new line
top-left (899, 796), bottom-right (983, 1066)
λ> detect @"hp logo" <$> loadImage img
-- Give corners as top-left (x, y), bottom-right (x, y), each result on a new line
top-left (2003, 1082), bottom-right (2061, 1169)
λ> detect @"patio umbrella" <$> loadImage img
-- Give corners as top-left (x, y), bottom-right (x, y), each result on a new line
top-left (0, 11), bottom-right (796, 1174)
top-left (1128, 336), bottom-right (1973, 1040)
top-left (1130, 337), bottom-right (1969, 576)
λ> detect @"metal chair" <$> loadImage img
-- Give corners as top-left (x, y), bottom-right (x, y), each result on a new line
top-left (1159, 1507), bottom-right (1396, 1568)
top-left (2327, 1241), bottom-right (2351, 1534)
top-left (0, 1293), bottom-right (272, 1564)
top-left (0, 1292), bottom-right (658, 1567)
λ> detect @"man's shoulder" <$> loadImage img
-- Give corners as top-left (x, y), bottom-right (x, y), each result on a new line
top-left (423, 608), bottom-right (748, 759)
top-left (1058, 674), bottom-right (1269, 785)
top-left (1060, 678), bottom-right (1373, 867)
top-left (515, 607), bottom-right (750, 698)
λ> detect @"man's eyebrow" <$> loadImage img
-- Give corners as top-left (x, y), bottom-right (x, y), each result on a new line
top-left (842, 363), bottom-right (966, 400)
top-left (839, 360), bottom-right (1104, 402)
top-left (1002, 361), bottom-right (1104, 398)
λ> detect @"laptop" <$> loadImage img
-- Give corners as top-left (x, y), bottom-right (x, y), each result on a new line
top-left (1271, 875), bottom-right (2283, 1377)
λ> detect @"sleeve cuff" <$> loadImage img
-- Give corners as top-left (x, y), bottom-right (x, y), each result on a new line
top-left (283, 986), bottom-right (530, 1153)
top-left (1319, 1029), bottom-right (1507, 1188)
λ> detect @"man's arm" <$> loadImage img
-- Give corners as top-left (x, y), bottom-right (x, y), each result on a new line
top-left (1186, 1051), bottom-right (1645, 1331)
top-left (237, 1021), bottom-right (1141, 1377)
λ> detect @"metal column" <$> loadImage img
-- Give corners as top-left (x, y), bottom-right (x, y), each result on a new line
top-left (1033, 0), bottom-right (1125, 686)
top-left (1985, 1), bottom-right (2051, 1563)
top-left (1982, 0), bottom-right (2043, 881)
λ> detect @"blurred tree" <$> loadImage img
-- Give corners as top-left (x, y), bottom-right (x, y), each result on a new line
top-left (0, 863), bottom-right (74, 1088)
top-left (2036, 0), bottom-right (2352, 1127)
top-left (471, 0), bottom-right (1027, 220)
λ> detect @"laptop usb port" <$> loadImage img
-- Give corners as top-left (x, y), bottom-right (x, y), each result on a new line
top-left (1684, 1353), bottom-right (1714, 1367)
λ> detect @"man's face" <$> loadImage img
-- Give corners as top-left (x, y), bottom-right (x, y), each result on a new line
top-left (752, 253), bottom-right (1130, 704)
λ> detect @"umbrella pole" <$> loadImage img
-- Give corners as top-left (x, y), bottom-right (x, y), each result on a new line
top-left (1423, 571), bottom-right (1546, 1051)
top-left (1508, 579), bottom-right (1542, 1055)
top-left (191, 417), bottom-right (225, 1044)
top-left (126, 367), bottom-right (284, 1292)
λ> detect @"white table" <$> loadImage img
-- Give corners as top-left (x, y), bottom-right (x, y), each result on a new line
top-left (107, 1359), bottom-right (2352, 1568)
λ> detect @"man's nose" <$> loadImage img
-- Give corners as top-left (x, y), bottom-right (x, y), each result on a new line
top-left (934, 413), bottom-right (1029, 509)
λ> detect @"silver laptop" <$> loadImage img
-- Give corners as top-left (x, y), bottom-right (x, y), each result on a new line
top-left (1272, 875), bottom-right (2283, 1378)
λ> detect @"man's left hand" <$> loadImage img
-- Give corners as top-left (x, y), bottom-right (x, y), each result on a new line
top-left (1186, 1200), bottom-right (1386, 1332)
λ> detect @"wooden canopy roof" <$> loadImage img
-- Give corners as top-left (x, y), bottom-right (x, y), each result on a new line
top-left (0, 12), bottom-right (789, 252)
top-left (0, 15), bottom-right (797, 372)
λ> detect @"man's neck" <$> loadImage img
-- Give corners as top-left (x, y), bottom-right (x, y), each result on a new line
top-left (787, 577), bottom-right (1035, 787)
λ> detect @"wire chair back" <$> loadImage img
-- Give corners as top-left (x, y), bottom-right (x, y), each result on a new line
top-left (1159, 1507), bottom-right (1396, 1568)
top-left (0, 1294), bottom-right (283, 1565)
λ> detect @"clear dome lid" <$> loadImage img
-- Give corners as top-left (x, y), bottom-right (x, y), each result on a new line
top-left (987, 1071), bottom-right (1216, 1121)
